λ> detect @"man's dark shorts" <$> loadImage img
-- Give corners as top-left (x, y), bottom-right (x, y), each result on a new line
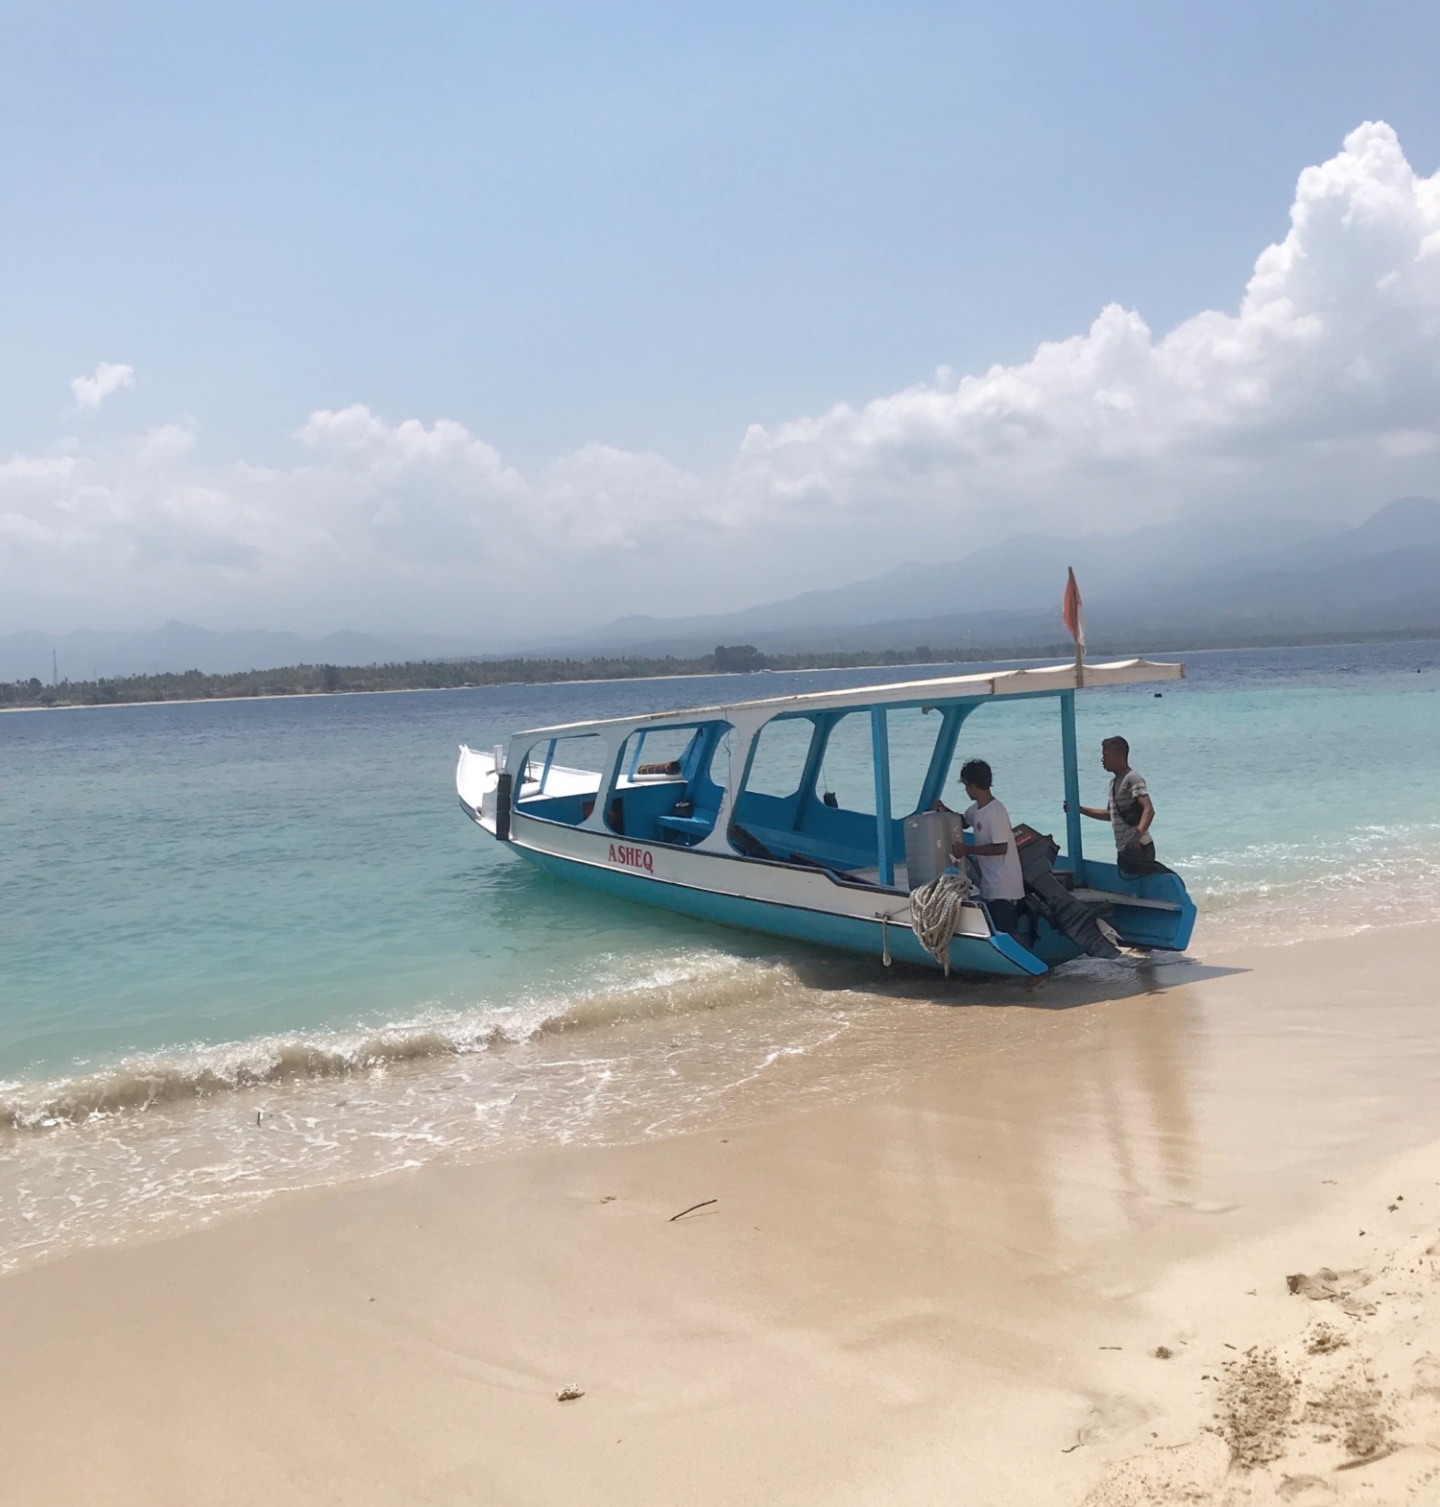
top-left (1118, 842), bottom-right (1172, 878)
top-left (986, 898), bottom-right (1024, 935)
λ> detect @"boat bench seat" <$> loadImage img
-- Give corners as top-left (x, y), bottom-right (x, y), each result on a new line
top-left (1070, 886), bottom-right (1181, 912)
top-left (735, 823), bottom-right (870, 874)
top-left (655, 812), bottom-right (717, 838)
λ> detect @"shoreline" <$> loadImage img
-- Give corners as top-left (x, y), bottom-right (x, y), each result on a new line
top-left (0, 664), bottom-right (922, 713)
top-left (4, 923), bottom-right (1440, 1503)
top-left (5, 632), bottom-right (1437, 714)
top-left (2, 914), bottom-right (1434, 1278)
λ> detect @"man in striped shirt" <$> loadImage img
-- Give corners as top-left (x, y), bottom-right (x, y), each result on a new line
top-left (1074, 735), bottom-right (1168, 876)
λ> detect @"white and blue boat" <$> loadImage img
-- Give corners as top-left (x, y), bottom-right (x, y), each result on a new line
top-left (456, 658), bottom-right (1196, 978)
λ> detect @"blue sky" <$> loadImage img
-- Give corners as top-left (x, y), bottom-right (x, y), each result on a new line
top-left (3, 2), bottom-right (1440, 634)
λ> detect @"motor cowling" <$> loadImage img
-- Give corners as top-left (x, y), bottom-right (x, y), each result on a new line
top-left (494, 770), bottom-right (513, 841)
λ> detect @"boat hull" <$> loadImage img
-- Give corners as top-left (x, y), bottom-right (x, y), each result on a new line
top-left (514, 843), bottom-right (1047, 976)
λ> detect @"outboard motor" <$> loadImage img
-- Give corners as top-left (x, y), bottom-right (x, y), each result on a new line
top-left (1013, 825), bottom-right (1120, 960)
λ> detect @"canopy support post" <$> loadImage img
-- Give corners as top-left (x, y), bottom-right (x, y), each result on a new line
top-left (917, 704), bottom-right (974, 811)
top-left (794, 715), bottom-right (830, 831)
top-left (626, 730), bottom-right (646, 781)
top-left (1060, 691), bottom-right (1086, 885)
top-left (871, 707), bottom-right (894, 887)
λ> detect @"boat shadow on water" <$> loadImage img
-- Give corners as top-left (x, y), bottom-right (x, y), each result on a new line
top-left (758, 944), bottom-right (1247, 1013)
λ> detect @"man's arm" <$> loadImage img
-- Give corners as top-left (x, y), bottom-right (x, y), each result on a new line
top-left (1131, 794), bottom-right (1155, 840)
top-left (950, 837), bottom-right (1006, 857)
top-left (958, 807), bottom-right (1012, 859)
top-left (1064, 800), bottom-right (1110, 820)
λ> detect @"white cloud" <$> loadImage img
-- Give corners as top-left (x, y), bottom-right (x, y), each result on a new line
top-left (134, 423), bottom-right (196, 468)
top-left (70, 361), bottom-right (136, 410)
top-left (731, 122), bottom-right (1440, 522)
top-left (0, 454), bottom-right (79, 484)
top-left (6, 122), bottom-right (1440, 633)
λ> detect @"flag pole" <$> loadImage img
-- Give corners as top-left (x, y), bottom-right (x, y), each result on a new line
top-left (1060, 564), bottom-right (1087, 880)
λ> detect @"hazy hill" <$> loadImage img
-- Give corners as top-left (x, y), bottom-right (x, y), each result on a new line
top-left (560, 497), bottom-right (1440, 656)
top-left (571, 513), bottom-right (1334, 651)
top-left (5, 498), bottom-right (1437, 680)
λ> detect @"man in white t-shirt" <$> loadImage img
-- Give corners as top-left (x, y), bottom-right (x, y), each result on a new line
top-left (938, 758), bottom-right (1026, 935)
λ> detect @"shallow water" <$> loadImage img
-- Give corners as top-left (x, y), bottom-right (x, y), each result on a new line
top-left (2, 640), bottom-right (1437, 1268)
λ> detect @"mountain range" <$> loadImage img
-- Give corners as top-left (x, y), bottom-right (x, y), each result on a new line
top-left (4, 497), bottom-right (1438, 681)
top-left (545, 495), bottom-right (1440, 656)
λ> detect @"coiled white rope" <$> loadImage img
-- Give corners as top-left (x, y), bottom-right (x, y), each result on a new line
top-left (907, 871), bottom-right (974, 976)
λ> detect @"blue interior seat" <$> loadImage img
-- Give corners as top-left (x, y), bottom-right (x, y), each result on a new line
top-left (655, 811), bottom-right (714, 836)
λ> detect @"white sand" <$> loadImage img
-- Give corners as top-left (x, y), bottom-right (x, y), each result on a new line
top-left (3, 924), bottom-right (1440, 1505)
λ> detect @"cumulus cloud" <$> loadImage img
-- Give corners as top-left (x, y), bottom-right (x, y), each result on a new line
top-left (6, 122), bottom-right (1440, 633)
top-left (286, 404), bottom-right (527, 565)
top-left (70, 361), bottom-right (136, 410)
top-left (735, 122), bottom-right (1440, 533)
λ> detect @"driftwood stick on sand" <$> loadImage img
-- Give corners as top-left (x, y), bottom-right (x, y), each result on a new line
top-left (669, 1199), bottom-right (718, 1222)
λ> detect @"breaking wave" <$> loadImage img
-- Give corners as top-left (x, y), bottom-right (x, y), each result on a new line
top-left (0, 950), bottom-right (816, 1134)
top-left (1186, 821), bottom-right (1440, 945)
top-left (0, 947), bottom-right (869, 1274)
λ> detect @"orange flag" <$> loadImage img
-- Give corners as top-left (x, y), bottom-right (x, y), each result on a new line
top-left (1062, 567), bottom-right (1085, 651)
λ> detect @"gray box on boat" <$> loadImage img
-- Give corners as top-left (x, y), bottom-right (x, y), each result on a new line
top-left (903, 810), bottom-right (966, 890)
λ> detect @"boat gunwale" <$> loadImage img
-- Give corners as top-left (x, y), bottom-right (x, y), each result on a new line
top-left (509, 805), bottom-right (915, 899)
top-left (493, 804), bottom-right (1186, 926)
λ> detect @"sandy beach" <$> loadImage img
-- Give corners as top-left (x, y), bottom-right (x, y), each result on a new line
top-left (4, 923), bottom-right (1440, 1505)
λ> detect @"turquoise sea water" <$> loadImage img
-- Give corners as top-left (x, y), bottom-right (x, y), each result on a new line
top-left (2, 641), bottom-right (1438, 1266)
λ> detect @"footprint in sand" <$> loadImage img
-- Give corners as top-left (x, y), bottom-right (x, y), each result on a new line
top-left (1276, 1474), bottom-right (1335, 1502)
top-left (1285, 1267), bottom-right (1378, 1316)
top-left (1411, 1352), bottom-right (1440, 1398)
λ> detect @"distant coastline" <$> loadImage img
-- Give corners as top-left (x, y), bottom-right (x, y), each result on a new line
top-left (4, 630), bottom-right (1437, 711)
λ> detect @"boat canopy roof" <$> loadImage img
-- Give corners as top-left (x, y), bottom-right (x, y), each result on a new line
top-left (515, 657), bottom-right (1184, 740)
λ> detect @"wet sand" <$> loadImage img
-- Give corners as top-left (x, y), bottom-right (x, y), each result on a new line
top-left (3, 923), bottom-right (1440, 1505)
